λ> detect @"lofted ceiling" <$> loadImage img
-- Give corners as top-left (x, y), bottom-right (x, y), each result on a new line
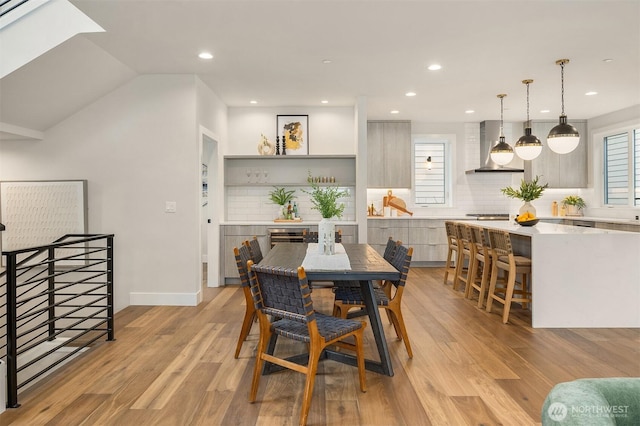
top-left (1, 0), bottom-right (639, 139)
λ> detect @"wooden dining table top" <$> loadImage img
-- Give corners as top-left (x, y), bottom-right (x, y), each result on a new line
top-left (259, 243), bottom-right (400, 282)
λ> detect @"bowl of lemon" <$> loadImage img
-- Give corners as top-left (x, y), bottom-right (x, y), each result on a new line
top-left (515, 212), bottom-right (539, 226)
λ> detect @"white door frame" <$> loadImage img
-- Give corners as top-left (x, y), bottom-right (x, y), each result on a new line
top-left (200, 126), bottom-right (221, 288)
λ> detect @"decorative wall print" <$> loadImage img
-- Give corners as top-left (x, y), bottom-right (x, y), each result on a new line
top-left (277, 115), bottom-right (309, 155)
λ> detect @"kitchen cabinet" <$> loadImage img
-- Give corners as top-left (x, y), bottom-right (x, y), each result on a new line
top-left (367, 219), bottom-right (409, 255)
top-left (367, 121), bottom-right (411, 188)
top-left (406, 219), bottom-right (448, 263)
top-left (221, 225), bottom-right (269, 284)
top-left (307, 224), bottom-right (358, 244)
top-left (524, 120), bottom-right (588, 188)
top-left (594, 221), bottom-right (640, 233)
top-left (367, 218), bottom-right (447, 265)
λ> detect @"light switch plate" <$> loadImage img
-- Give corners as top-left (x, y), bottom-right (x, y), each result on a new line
top-left (165, 201), bottom-right (176, 213)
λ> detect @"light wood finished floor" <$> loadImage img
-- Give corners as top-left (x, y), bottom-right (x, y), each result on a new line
top-left (1, 267), bottom-right (638, 425)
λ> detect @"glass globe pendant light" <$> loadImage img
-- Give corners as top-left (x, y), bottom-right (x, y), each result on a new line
top-left (547, 59), bottom-right (580, 154)
top-left (514, 79), bottom-right (543, 160)
top-left (490, 94), bottom-right (515, 166)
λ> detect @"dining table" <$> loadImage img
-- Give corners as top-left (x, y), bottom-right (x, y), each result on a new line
top-left (258, 242), bottom-right (400, 376)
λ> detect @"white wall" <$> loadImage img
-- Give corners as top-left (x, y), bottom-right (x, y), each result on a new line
top-left (0, 74), bottom-right (226, 311)
top-left (227, 106), bottom-right (356, 155)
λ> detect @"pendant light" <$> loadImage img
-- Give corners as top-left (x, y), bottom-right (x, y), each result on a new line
top-left (514, 79), bottom-right (543, 160)
top-left (426, 156), bottom-right (432, 170)
top-left (490, 94), bottom-right (514, 166)
top-left (547, 59), bottom-right (580, 154)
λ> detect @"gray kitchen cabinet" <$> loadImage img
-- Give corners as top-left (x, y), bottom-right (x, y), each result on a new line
top-left (367, 219), bottom-right (409, 255)
top-left (524, 120), bottom-right (588, 188)
top-left (406, 219), bottom-right (448, 264)
top-left (221, 225), bottom-right (269, 284)
top-left (594, 221), bottom-right (640, 233)
top-left (367, 218), bottom-right (447, 264)
top-left (306, 224), bottom-right (358, 244)
top-left (367, 121), bottom-right (411, 188)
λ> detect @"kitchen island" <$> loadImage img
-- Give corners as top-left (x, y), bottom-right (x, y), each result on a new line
top-left (455, 220), bottom-right (640, 328)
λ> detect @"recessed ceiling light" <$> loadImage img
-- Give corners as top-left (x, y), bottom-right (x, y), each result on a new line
top-left (250, 100), bottom-right (258, 104)
top-left (540, 109), bottom-right (550, 113)
top-left (198, 52), bottom-right (213, 60)
top-left (465, 109), bottom-right (475, 114)
top-left (405, 92), bottom-right (417, 97)
top-left (585, 91), bottom-right (598, 96)
top-left (603, 58), bottom-right (613, 63)
top-left (427, 64), bottom-right (442, 71)
top-left (390, 110), bottom-right (400, 114)
top-left (321, 100), bottom-right (329, 104)
top-left (322, 59), bottom-right (332, 64)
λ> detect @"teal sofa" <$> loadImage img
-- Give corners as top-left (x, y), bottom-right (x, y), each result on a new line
top-left (542, 378), bottom-right (640, 425)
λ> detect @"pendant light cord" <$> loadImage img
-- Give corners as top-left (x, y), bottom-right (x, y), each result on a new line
top-left (560, 61), bottom-right (565, 115)
top-left (499, 95), bottom-right (504, 137)
top-left (526, 81), bottom-right (530, 125)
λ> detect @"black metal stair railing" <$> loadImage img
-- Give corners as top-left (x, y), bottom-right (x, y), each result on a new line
top-left (0, 234), bottom-right (115, 408)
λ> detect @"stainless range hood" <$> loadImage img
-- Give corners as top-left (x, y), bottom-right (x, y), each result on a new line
top-left (466, 121), bottom-right (524, 174)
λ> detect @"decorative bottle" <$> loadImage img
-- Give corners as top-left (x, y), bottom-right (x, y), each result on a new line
top-left (551, 201), bottom-right (558, 216)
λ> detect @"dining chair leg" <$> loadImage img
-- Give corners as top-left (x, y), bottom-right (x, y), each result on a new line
top-left (502, 272), bottom-right (517, 324)
top-left (389, 308), bottom-right (413, 358)
top-left (250, 321), bottom-right (272, 402)
top-left (234, 307), bottom-right (256, 358)
top-left (354, 330), bottom-right (367, 392)
top-left (485, 261), bottom-right (499, 313)
top-left (300, 345), bottom-right (321, 426)
top-left (477, 258), bottom-right (492, 308)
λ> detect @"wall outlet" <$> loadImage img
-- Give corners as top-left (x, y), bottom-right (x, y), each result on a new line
top-left (165, 201), bottom-right (177, 213)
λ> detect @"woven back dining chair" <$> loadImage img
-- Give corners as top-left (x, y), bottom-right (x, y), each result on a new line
top-left (332, 244), bottom-right (414, 358)
top-left (246, 261), bottom-right (367, 426)
top-left (245, 236), bottom-right (264, 264)
top-left (302, 229), bottom-right (342, 243)
top-left (232, 244), bottom-right (257, 358)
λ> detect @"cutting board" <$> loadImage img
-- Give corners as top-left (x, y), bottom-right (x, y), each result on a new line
top-left (388, 197), bottom-right (413, 216)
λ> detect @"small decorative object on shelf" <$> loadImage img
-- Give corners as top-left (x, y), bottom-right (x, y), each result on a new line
top-left (275, 136), bottom-right (280, 155)
top-left (257, 134), bottom-right (275, 155)
top-left (282, 136), bottom-right (287, 155)
top-left (501, 175), bottom-right (548, 216)
top-left (562, 195), bottom-right (586, 216)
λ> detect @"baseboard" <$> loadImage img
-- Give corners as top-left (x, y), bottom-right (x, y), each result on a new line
top-left (129, 291), bottom-right (199, 306)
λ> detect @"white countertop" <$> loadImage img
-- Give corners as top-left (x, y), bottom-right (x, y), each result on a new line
top-left (221, 220), bottom-right (358, 226)
top-left (459, 220), bottom-right (637, 235)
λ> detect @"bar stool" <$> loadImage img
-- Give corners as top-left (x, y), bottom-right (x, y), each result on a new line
top-left (443, 221), bottom-right (459, 286)
top-left (453, 222), bottom-right (473, 293)
top-left (466, 225), bottom-right (493, 308)
top-left (485, 228), bottom-right (532, 324)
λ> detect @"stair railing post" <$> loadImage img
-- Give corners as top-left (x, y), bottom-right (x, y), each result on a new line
top-left (106, 235), bottom-right (115, 341)
top-left (47, 247), bottom-right (56, 341)
top-left (6, 252), bottom-right (20, 408)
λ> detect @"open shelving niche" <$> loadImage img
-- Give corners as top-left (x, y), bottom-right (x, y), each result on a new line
top-left (224, 155), bottom-right (356, 187)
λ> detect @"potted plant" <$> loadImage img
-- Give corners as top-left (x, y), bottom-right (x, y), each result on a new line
top-left (562, 195), bottom-right (586, 216)
top-left (500, 175), bottom-right (548, 216)
top-left (268, 186), bottom-right (296, 219)
top-left (303, 173), bottom-right (349, 254)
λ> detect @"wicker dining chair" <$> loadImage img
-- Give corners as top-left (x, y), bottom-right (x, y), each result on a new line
top-left (246, 261), bottom-right (367, 426)
top-left (232, 244), bottom-right (257, 358)
top-left (332, 244), bottom-right (414, 358)
top-left (302, 229), bottom-right (342, 243)
top-left (245, 236), bottom-right (264, 264)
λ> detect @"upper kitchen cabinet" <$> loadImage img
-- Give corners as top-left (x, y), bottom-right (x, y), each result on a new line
top-left (524, 120), bottom-right (588, 188)
top-left (367, 121), bottom-right (411, 188)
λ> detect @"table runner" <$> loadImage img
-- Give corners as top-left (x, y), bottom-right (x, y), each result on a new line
top-left (301, 243), bottom-right (351, 271)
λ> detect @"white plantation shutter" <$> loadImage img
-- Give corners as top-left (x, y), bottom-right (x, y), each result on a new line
top-left (414, 139), bottom-right (448, 205)
top-left (603, 128), bottom-right (640, 206)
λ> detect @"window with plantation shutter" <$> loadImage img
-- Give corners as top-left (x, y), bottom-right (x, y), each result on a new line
top-left (603, 127), bottom-right (640, 206)
top-left (413, 137), bottom-right (449, 205)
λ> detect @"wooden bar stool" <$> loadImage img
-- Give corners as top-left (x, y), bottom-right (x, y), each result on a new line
top-left (443, 221), bottom-right (459, 286)
top-left (485, 228), bottom-right (532, 324)
top-left (466, 225), bottom-right (493, 308)
top-left (453, 222), bottom-right (473, 293)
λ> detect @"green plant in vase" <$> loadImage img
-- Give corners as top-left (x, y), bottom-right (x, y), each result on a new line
top-left (501, 175), bottom-right (548, 216)
top-left (268, 186), bottom-right (295, 219)
top-left (562, 195), bottom-right (586, 216)
top-left (303, 172), bottom-right (349, 254)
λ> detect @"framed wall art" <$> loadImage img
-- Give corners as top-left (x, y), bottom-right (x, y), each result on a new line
top-left (276, 115), bottom-right (309, 155)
